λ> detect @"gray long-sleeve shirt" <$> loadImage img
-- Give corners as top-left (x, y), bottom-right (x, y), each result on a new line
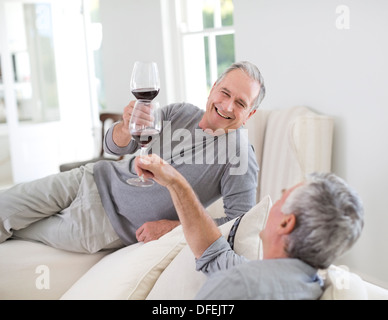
top-left (195, 236), bottom-right (323, 300)
top-left (93, 103), bottom-right (259, 245)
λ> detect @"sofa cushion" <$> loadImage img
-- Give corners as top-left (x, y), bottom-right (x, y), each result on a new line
top-left (0, 239), bottom-right (111, 300)
top-left (146, 195), bottom-right (272, 300)
top-left (364, 281), bottom-right (388, 300)
top-left (146, 244), bottom-right (205, 300)
top-left (60, 226), bottom-right (186, 300)
top-left (62, 195), bottom-right (271, 300)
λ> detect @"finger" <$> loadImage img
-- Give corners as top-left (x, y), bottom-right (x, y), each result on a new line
top-left (140, 154), bottom-right (167, 166)
top-left (141, 170), bottom-right (154, 180)
top-left (132, 107), bottom-right (151, 119)
top-left (136, 225), bottom-right (144, 241)
top-left (143, 236), bottom-right (153, 243)
top-left (134, 157), bottom-right (154, 180)
top-left (138, 155), bottom-right (158, 175)
top-left (133, 156), bottom-right (142, 174)
top-left (138, 154), bottom-right (168, 174)
top-left (131, 107), bottom-right (155, 127)
top-left (123, 101), bottom-right (136, 121)
top-left (137, 155), bottom-right (172, 186)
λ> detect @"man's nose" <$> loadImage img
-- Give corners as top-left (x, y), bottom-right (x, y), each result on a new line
top-left (222, 99), bottom-right (234, 112)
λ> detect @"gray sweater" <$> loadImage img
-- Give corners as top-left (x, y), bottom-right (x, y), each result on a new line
top-left (93, 103), bottom-right (259, 245)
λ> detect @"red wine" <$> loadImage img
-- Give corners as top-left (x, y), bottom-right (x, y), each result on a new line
top-left (132, 88), bottom-right (160, 100)
top-left (131, 129), bottom-right (160, 146)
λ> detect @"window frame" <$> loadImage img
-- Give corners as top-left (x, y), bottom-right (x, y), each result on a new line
top-left (161, 0), bottom-right (235, 108)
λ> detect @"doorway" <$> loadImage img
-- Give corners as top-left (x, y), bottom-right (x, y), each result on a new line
top-left (0, 0), bottom-right (99, 186)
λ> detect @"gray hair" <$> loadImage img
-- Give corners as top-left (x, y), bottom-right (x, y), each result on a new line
top-left (215, 61), bottom-right (266, 111)
top-left (282, 172), bottom-right (364, 269)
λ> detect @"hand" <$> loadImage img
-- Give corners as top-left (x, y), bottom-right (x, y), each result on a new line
top-left (122, 100), bottom-right (136, 132)
top-left (112, 101), bottom-right (136, 147)
top-left (131, 100), bottom-right (155, 128)
top-left (134, 154), bottom-right (180, 187)
top-left (136, 219), bottom-right (180, 243)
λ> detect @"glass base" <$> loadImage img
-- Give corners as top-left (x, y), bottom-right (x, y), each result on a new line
top-left (126, 177), bottom-right (154, 187)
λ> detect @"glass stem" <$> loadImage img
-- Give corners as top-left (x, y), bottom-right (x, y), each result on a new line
top-left (140, 145), bottom-right (147, 156)
top-left (139, 145), bottom-right (147, 182)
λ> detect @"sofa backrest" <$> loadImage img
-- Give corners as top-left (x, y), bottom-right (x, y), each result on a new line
top-left (249, 105), bottom-right (334, 203)
top-left (207, 105), bottom-right (334, 218)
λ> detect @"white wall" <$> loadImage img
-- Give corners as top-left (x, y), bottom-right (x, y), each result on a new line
top-left (99, 0), bottom-right (167, 113)
top-left (234, 0), bottom-right (388, 287)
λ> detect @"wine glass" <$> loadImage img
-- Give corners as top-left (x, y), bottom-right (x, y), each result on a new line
top-left (130, 61), bottom-right (160, 101)
top-left (126, 100), bottom-right (162, 187)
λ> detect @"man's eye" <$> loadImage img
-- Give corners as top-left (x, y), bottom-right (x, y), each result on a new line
top-left (238, 102), bottom-right (246, 108)
top-left (222, 91), bottom-right (230, 97)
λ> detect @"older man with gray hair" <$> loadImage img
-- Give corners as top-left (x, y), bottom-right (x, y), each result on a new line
top-left (0, 61), bottom-right (265, 253)
top-left (136, 154), bottom-right (364, 300)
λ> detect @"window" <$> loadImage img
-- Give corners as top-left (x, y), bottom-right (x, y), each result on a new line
top-left (0, 55), bottom-right (5, 124)
top-left (162, 0), bottom-right (235, 109)
top-left (4, 2), bottom-right (60, 123)
top-left (84, 0), bottom-right (105, 112)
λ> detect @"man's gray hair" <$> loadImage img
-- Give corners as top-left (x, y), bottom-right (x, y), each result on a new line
top-left (215, 61), bottom-right (266, 111)
top-left (282, 172), bottom-right (364, 269)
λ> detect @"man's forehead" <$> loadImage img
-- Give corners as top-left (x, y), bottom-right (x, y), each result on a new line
top-left (218, 70), bottom-right (260, 104)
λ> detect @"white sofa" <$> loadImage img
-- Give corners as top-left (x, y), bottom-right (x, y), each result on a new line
top-left (1, 106), bottom-right (387, 300)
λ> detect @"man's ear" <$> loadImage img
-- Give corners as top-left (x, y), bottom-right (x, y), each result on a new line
top-left (248, 109), bottom-right (256, 118)
top-left (278, 214), bottom-right (296, 235)
top-left (243, 109), bottom-right (256, 126)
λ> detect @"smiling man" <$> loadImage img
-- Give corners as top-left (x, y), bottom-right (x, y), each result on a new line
top-left (136, 155), bottom-right (364, 299)
top-left (0, 61), bottom-right (267, 254)
top-left (99, 61), bottom-right (266, 245)
top-left (198, 65), bottom-right (262, 132)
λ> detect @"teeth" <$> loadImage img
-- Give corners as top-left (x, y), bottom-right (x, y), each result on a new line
top-left (215, 107), bottom-right (231, 119)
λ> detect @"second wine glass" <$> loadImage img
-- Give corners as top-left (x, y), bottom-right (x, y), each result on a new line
top-left (127, 100), bottom-right (162, 187)
top-left (130, 61), bottom-right (160, 101)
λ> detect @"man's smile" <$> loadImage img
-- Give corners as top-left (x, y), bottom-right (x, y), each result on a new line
top-left (215, 107), bottom-right (232, 120)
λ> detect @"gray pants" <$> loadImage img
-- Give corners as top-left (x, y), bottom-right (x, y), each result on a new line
top-left (0, 163), bottom-right (123, 253)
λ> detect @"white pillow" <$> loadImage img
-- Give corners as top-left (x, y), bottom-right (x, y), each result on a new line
top-left (60, 225), bottom-right (186, 300)
top-left (146, 195), bottom-right (272, 300)
top-left (319, 265), bottom-right (368, 300)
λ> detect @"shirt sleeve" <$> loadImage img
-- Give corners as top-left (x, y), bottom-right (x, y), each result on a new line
top-left (195, 236), bottom-right (249, 276)
top-left (103, 122), bottom-right (140, 156)
top-left (103, 103), bottom-right (181, 157)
